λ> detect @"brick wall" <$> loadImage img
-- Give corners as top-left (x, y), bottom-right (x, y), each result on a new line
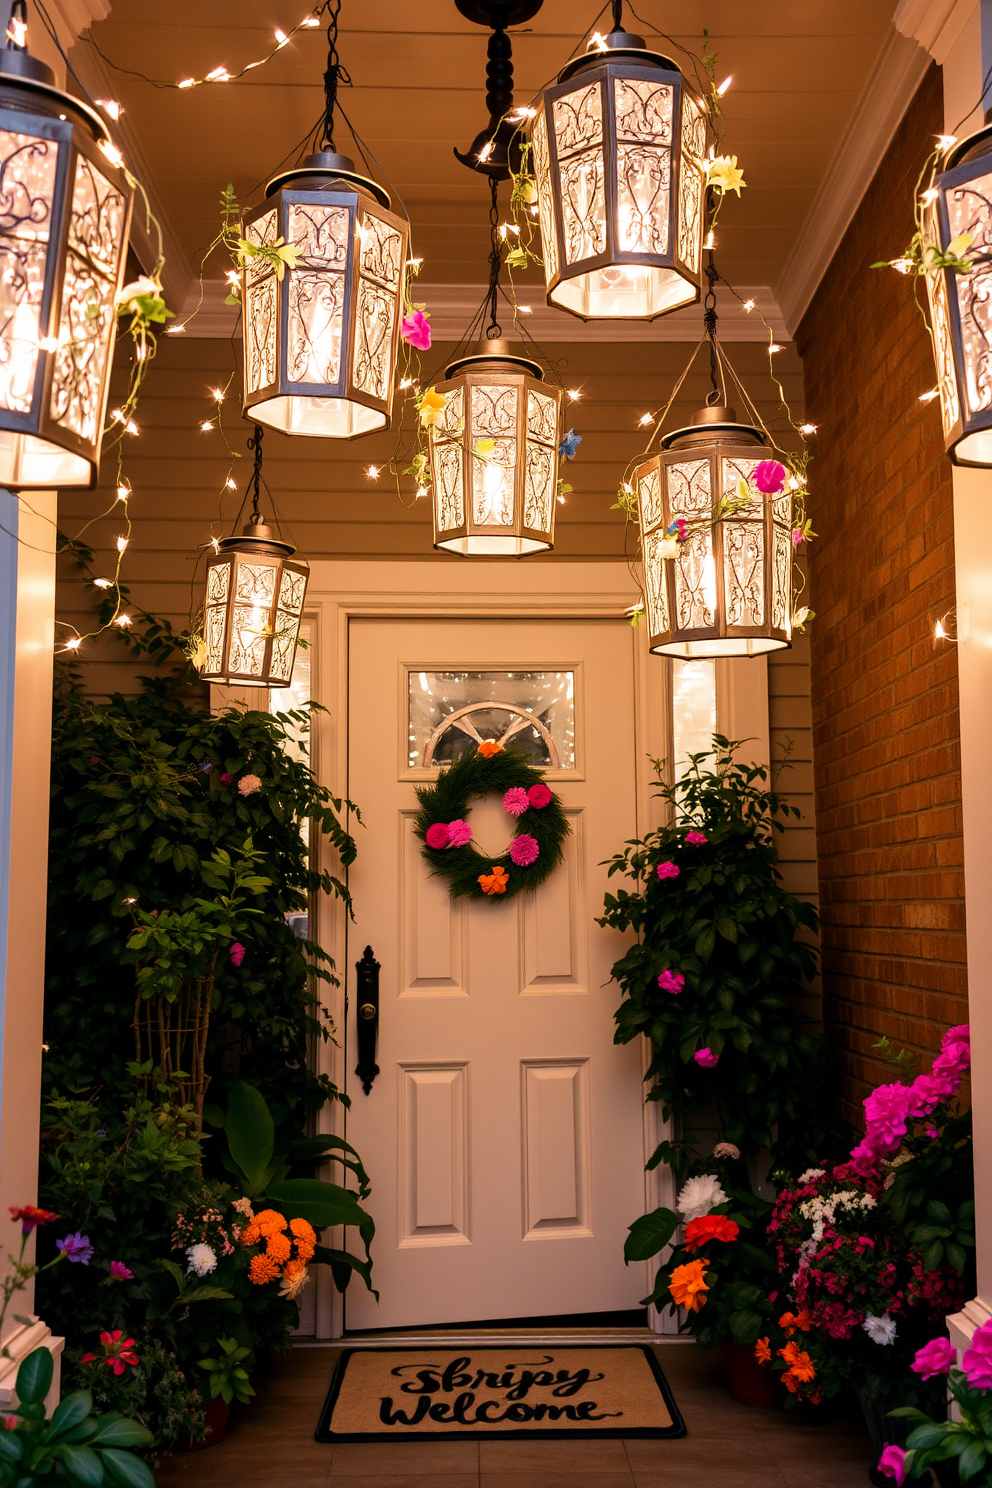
top-left (797, 64), bottom-right (967, 1125)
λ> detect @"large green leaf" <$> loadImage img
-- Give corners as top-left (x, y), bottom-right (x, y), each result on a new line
top-left (623, 1208), bottom-right (678, 1263)
top-left (227, 1081), bottom-right (275, 1192)
top-left (267, 1178), bottom-right (370, 1231)
top-left (100, 1446), bottom-right (157, 1488)
top-left (16, 1346), bottom-right (53, 1405)
top-left (56, 1443), bottom-right (104, 1485)
top-left (314, 1244), bottom-right (378, 1298)
top-left (48, 1392), bottom-right (93, 1441)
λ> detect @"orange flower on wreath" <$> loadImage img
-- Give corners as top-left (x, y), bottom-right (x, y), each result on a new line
top-left (477, 740), bottom-right (504, 758)
top-left (479, 865), bottom-right (509, 895)
top-left (668, 1259), bottom-right (710, 1313)
top-left (754, 1337), bottom-right (772, 1366)
top-left (683, 1215), bottom-right (740, 1251)
top-left (778, 1310), bottom-right (812, 1338)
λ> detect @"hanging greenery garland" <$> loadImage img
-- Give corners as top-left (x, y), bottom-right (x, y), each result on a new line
top-left (414, 744), bottom-right (570, 901)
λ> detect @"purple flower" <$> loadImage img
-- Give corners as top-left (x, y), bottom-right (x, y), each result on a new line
top-left (219, 772), bottom-right (232, 786)
top-left (754, 459), bottom-right (787, 495)
top-left (425, 823), bottom-right (450, 850)
top-left (558, 428), bottom-right (582, 460)
top-left (503, 787), bottom-right (530, 818)
top-left (57, 1232), bottom-right (93, 1265)
top-left (658, 970), bottom-right (685, 994)
top-left (509, 834), bottom-right (539, 867)
top-left (198, 760), bottom-right (213, 774)
top-left (109, 1261), bottom-right (134, 1282)
top-left (446, 819), bottom-right (472, 848)
top-left (400, 311), bottom-right (431, 351)
top-left (656, 861), bottom-right (680, 881)
top-left (695, 1048), bottom-right (719, 1068)
top-left (911, 1336), bottom-right (956, 1380)
top-left (229, 942), bottom-right (245, 967)
top-left (877, 1445), bottom-right (907, 1487)
top-left (962, 1319), bottom-right (992, 1389)
top-left (685, 830), bottom-right (708, 845)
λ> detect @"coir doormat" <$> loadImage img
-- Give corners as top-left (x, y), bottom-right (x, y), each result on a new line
top-left (316, 1345), bottom-right (685, 1442)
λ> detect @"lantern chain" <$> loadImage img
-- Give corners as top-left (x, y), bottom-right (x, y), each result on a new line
top-left (5, 0), bottom-right (26, 50)
top-left (247, 424), bottom-right (265, 523)
top-left (611, 0), bottom-right (623, 30)
top-left (486, 175), bottom-right (503, 339)
top-left (703, 253), bottom-right (721, 407)
top-left (319, 0), bottom-right (350, 152)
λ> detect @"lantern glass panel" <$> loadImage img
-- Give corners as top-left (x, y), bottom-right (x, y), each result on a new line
top-left (723, 522), bottom-right (764, 626)
top-left (433, 439), bottom-right (464, 528)
top-left (0, 129), bottom-right (57, 416)
top-left (670, 457), bottom-right (710, 516)
top-left (771, 525), bottom-right (791, 632)
top-left (926, 265), bottom-right (960, 439)
top-left (286, 202), bottom-right (348, 387)
top-left (531, 109), bottom-right (558, 282)
top-left (946, 170), bottom-right (992, 425)
top-left (643, 529), bottom-right (671, 634)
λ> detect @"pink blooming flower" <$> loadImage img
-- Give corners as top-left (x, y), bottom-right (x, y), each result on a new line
top-left (509, 834), bottom-right (539, 867)
top-left (400, 311), bottom-right (431, 350)
top-left (527, 783), bottom-right (552, 809)
top-left (685, 830), bottom-right (708, 845)
top-left (962, 1318), bottom-right (992, 1389)
top-left (863, 1082), bottom-right (913, 1152)
top-left (877, 1444), bottom-right (907, 1487)
top-left (219, 772), bottom-right (232, 786)
top-left (503, 787), bottom-right (530, 817)
top-left (911, 1336), bottom-right (956, 1380)
top-left (792, 529), bottom-right (805, 548)
top-left (925, 1125), bottom-right (939, 1139)
top-left (447, 819), bottom-right (472, 848)
top-left (754, 459), bottom-right (787, 495)
top-left (695, 1048), bottom-right (719, 1068)
top-left (907, 1072), bottom-right (953, 1116)
top-left (109, 1261), bottom-right (134, 1281)
top-left (238, 773), bottom-right (262, 796)
top-left (229, 942), bottom-right (245, 967)
top-left (657, 861), bottom-right (680, 880)
top-left (425, 822), bottom-right (450, 850)
top-left (658, 970), bottom-right (685, 994)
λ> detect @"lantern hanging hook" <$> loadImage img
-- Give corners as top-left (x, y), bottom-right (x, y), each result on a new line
top-left (485, 175), bottom-right (503, 339)
top-left (319, 0), bottom-right (351, 152)
top-left (703, 251), bottom-right (721, 406)
top-left (611, 0), bottom-right (623, 30)
top-left (247, 424), bottom-right (265, 522)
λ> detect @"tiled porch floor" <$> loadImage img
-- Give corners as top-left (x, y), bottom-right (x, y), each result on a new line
top-left (154, 1342), bottom-right (875, 1487)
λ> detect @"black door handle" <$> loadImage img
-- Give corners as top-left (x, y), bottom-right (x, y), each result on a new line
top-left (354, 945), bottom-right (380, 1095)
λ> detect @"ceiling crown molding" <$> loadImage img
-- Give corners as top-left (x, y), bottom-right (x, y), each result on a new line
top-left (894, 0), bottom-right (973, 59)
top-left (775, 22), bottom-right (930, 337)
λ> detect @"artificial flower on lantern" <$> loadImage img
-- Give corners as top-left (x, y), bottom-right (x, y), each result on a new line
top-left (417, 386), bottom-right (448, 427)
top-left (115, 275), bottom-right (172, 327)
top-left (400, 310), bottom-right (432, 350)
top-left (559, 428), bottom-right (582, 459)
top-left (706, 154), bottom-right (746, 196)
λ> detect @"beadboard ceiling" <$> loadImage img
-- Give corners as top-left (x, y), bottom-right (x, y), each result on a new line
top-left (68, 1), bottom-right (918, 336)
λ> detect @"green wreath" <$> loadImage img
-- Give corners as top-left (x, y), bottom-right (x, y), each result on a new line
top-left (414, 744), bottom-right (570, 901)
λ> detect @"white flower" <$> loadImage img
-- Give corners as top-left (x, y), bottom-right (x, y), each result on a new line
top-left (238, 773), bottom-right (262, 797)
top-left (656, 538), bottom-right (680, 560)
top-left (798, 1168), bottom-right (824, 1184)
top-left (186, 1243), bottom-right (217, 1277)
top-left (278, 1265), bottom-right (309, 1301)
top-left (676, 1174), bottom-right (727, 1221)
top-left (863, 1313), bottom-right (897, 1346)
top-left (115, 274), bottom-right (159, 308)
top-left (713, 1143), bottom-right (741, 1161)
top-left (231, 1198), bottom-right (254, 1218)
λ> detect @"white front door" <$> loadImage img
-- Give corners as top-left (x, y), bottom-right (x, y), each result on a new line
top-left (344, 616), bottom-right (649, 1330)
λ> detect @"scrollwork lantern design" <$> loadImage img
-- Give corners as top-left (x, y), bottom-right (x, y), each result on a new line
top-left (0, 8), bottom-right (133, 487)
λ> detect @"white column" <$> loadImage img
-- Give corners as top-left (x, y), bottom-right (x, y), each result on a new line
top-left (0, 493), bottom-right (63, 1406)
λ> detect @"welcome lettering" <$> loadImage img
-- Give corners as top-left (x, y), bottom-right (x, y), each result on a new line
top-left (379, 1354), bottom-right (622, 1428)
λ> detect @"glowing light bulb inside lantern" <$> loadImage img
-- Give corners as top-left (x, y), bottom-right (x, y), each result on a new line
top-left (702, 553), bottom-right (718, 617)
top-left (479, 453), bottom-right (508, 523)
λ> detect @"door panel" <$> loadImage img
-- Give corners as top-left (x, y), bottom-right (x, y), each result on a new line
top-left (344, 617), bottom-right (647, 1329)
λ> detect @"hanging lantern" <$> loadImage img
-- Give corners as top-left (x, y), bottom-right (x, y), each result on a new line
top-left (924, 127), bottom-right (992, 465)
top-left (0, 13), bottom-right (133, 488)
top-left (528, 23), bottom-right (706, 321)
top-left (632, 405), bottom-right (793, 658)
top-left (429, 339), bottom-right (563, 555)
top-left (198, 429), bottom-right (308, 687)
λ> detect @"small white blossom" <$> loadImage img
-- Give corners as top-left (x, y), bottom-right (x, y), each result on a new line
top-left (278, 1265), bottom-right (309, 1301)
top-left (677, 1174), bottom-right (727, 1222)
top-left (798, 1168), bottom-right (825, 1183)
top-left (863, 1313), bottom-right (897, 1346)
top-left (231, 1197), bottom-right (254, 1218)
top-left (186, 1243), bottom-right (217, 1277)
top-left (713, 1142), bottom-right (741, 1161)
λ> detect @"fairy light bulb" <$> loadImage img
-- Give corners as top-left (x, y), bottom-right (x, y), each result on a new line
top-left (116, 535), bottom-right (128, 552)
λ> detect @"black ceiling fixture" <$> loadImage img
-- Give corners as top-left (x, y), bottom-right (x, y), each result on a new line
top-left (453, 0), bottom-right (544, 179)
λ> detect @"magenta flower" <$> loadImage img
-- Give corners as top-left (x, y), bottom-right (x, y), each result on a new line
top-left (962, 1318), bottom-right (992, 1389)
top-left (229, 942), bottom-right (245, 967)
top-left (906, 1071), bottom-right (953, 1116)
top-left (447, 819), bottom-right (472, 848)
top-left (400, 311), bottom-right (431, 351)
top-left (862, 1082), bottom-right (912, 1152)
top-left (510, 834), bottom-right (539, 867)
top-left (219, 772), bottom-right (232, 786)
top-left (658, 970), bottom-right (685, 994)
top-left (503, 787), bottom-right (530, 818)
top-left (877, 1444), bottom-right (907, 1486)
top-left (754, 459), bottom-right (787, 495)
top-left (527, 783), bottom-right (552, 809)
top-left (792, 529), bottom-right (805, 548)
top-left (685, 830), bottom-right (708, 846)
top-left (695, 1048), bottom-right (719, 1068)
top-left (911, 1336), bottom-right (956, 1379)
top-left (425, 822), bottom-right (450, 850)
top-left (56, 1232), bottom-right (93, 1265)
top-left (109, 1261), bottom-right (134, 1282)
top-left (656, 861), bottom-right (680, 880)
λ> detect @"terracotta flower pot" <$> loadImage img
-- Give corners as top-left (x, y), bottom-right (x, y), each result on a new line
top-left (180, 1396), bottom-right (231, 1451)
top-left (719, 1340), bottom-right (784, 1408)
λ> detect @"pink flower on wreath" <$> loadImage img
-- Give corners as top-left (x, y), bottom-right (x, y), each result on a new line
top-left (911, 1336), bottom-right (956, 1380)
top-left (447, 819), bottom-right (472, 848)
top-left (528, 783), bottom-right (552, 809)
top-left (425, 823), bottom-right (450, 850)
top-left (754, 459), bottom-right (787, 495)
top-left (657, 861), bottom-right (680, 881)
top-left (229, 942), bottom-right (245, 967)
top-left (510, 834), bottom-right (539, 867)
top-left (658, 970), bottom-right (685, 994)
top-left (877, 1444), bottom-right (908, 1487)
top-left (503, 787), bottom-right (530, 817)
top-left (695, 1047), bottom-right (719, 1068)
top-left (685, 830), bottom-right (708, 845)
top-left (962, 1318), bottom-right (992, 1389)
top-left (400, 310), bottom-right (432, 351)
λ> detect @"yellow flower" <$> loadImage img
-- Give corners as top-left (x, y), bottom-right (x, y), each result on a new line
top-left (475, 438), bottom-right (495, 457)
top-left (948, 230), bottom-right (976, 258)
top-left (668, 1260), bottom-right (710, 1313)
top-left (707, 154), bottom-right (746, 196)
top-left (418, 386), bottom-right (448, 427)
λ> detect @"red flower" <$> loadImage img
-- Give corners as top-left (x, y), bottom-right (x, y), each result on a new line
top-left (9, 1206), bottom-right (59, 1234)
top-left (684, 1215), bottom-right (740, 1251)
top-left (86, 1330), bottom-right (138, 1376)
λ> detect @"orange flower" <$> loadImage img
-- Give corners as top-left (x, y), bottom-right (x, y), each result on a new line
top-left (683, 1215), bottom-right (740, 1251)
top-left (242, 1208), bottom-right (287, 1246)
top-left (779, 1341), bottom-right (816, 1383)
top-left (754, 1337), bottom-right (772, 1365)
top-left (266, 1231), bottom-right (292, 1264)
top-left (479, 865), bottom-right (509, 895)
top-left (668, 1260), bottom-right (710, 1313)
top-left (248, 1253), bottom-right (280, 1285)
top-left (289, 1218), bottom-right (316, 1245)
top-left (778, 1309), bottom-right (812, 1337)
top-left (477, 740), bottom-right (504, 758)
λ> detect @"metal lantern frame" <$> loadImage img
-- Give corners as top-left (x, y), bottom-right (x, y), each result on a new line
top-left (633, 408), bottom-right (793, 659)
top-left (529, 27), bottom-right (706, 322)
top-left (925, 125), bottom-right (992, 466)
top-left (0, 45), bottom-right (133, 488)
top-left (430, 342), bottom-right (563, 556)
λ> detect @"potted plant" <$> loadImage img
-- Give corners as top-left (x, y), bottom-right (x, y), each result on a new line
top-left (882, 1320), bottom-right (992, 1485)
